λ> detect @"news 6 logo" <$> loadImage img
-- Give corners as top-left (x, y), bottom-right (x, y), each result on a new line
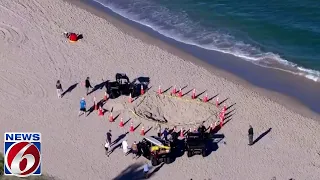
top-left (4, 132), bottom-right (41, 177)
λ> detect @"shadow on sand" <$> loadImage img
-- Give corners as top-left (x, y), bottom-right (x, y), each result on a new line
top-left (112, 162), bottom-right (164, 180)
top-left (253, 128), bottom-right (272, 145)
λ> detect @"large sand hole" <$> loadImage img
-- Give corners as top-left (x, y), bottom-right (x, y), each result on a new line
top-left (132, 93), bottom-right (219, 126)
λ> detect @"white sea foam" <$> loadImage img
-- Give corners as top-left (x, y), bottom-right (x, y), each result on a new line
top-left (93, 0), bottom-right (320, 82)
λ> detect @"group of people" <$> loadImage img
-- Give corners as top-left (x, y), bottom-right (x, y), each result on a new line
top-left (103, 130), bottom-right (150, 178)
top-left (55, 76), bottom-right (255, 179)
top-left (103, 130), bottom-right (140, 158)
top-left (56, 77), bottom-right (94, 117)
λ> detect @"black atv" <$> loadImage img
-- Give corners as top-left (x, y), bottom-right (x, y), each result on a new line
top-left (106, 73), bottom-right (137, 99)
top-left (184, 132), bottom-right (208, 157)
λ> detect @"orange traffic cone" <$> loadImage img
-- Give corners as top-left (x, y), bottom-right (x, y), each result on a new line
top-left (140, 84), bottom-right (145, 95)
top-left (219, 113), bottom-right (224, 128)
top-left (104, 92), bottom-right (108, 101)
top-left (109, 113), bottom-right (114, 122)
top-left (129, 121), bottom-right (134, 132)
top-left (94, 97), bottom-right (98, 110)
top-left (179, 128), bottom-right (184, 138)
top-left (220, 111), bottom-right (225, 121)
top-left (203, 93), bottom-right (208, 102)
top-left (119, 117), bottom-right (124, 127)
top-left (178, 88), bottom-right (182, 97)
top-left (98, 106), bottom-right (103, 116)
top-left (128, 93), bottom-right (133, 103)
top-left (223, 103), bottom-right (227, 112)
top-left (171, 85), bottom-right (177, 95)
top-left (216, 97), bottom-right (219, 107)
top-left (158, 85), bottom-right (162, 94)
top-left (140, 126), bottom-right (145, 136)
top-left (191, 89), bottom-right (196, 99)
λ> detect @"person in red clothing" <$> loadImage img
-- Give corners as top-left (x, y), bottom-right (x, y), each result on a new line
top-left (63, 32), bottom-right (81, 42)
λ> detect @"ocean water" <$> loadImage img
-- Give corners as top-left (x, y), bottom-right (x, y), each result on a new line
top-left (92, 0), bottom-right (320, 82)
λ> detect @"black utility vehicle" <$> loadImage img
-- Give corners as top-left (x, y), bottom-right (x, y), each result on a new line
top-left (106, 73), bottom-right (136, 99)
top-left (138, 136), bottom-right (172, 166)
top-left (185, 132), bottom-right (208, 157)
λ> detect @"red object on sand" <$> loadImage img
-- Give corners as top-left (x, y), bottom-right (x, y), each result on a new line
top-left (191, 89), bottom-right (196, 99)
top-left (179, 128), bottom-right (184, 138)
top-left (220, 111), bottom-right (225, 120)
top-left (130, 121), bottom-right (134, 132)
top-left (119, 118), bottom-right (124, 127)
top-left (172, 85), bottom-right (177, 95)
top-left (98, 107), bottom-right (103, 116)
top-left (69, 33), bottom-right (77, 42)
top-left (219, 111), bottom-right (225, 128)
top-left (223, 104), bottom-right (227, 112)
top-left (128, 93), bottom-right (133, 103)
top-left (104, 92), bottom-right (108, 101)
top-left (141, 85), bottom-right (145, 95)
top-left (140, 126), bottom-right (145, 136)
top-left (203, 93), bottom-right (208, 102)
top-left (158, 85), bottom-right (162, 94)
top-left (109, 113), bottom-right (114, 122)
top-left (178, 88), bottom-right (182, 97)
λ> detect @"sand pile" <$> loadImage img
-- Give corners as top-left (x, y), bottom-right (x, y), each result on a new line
top-left (132, 92), bottom-right (218, 127)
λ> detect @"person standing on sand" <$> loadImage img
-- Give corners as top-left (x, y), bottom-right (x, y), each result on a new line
top-left (121, 139), bottom-right (129, 156)
top-left (56, 80), bottom-right (63, 98)
top-left (131, 141), bottom-right (138, 159)
top-left (85, 77), bottom-right (93, 95)
top-left (248, 125), bottom-right (254, 146)
top-left (156, 124), bottom-right (161, 138)
top-left (106, 130), bottom-right (112, 146)
top-left (104, 140), bottom-right (110, 157)
top-left (162, 128), bottom-right (168, 141)
top-left (78, 97), bottom-right (86, 116)
top-left (143, 162), bottom-right (150, 178)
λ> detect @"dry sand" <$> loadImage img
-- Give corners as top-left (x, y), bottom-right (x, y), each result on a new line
top-left (0, 0), bottom-right (320, 179)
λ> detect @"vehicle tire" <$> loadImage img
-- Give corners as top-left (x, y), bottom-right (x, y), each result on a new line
top-left (151, 156), bottom-right (158, 166)
top-left (110, 92), bottom-right (115, 99)
top-left (202, 149), bottom-right (206, 157)
top-left (164, 157), bottom-right (171, 164)
top-left (187, 151), bottom-right (192, 157)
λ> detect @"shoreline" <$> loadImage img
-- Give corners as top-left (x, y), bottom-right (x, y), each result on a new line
top-left (1, 0), bottom-right (320, 179)
top-left (68, 0), bottom-right (319, 121)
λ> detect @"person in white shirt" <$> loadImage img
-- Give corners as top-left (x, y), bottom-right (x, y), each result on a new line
top-left (121, 139), bottom-right (129, 156)
top-left (104, 141), bottom-right (110, 157)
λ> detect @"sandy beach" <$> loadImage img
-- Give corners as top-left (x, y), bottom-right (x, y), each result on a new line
top-left (1, 0), bottom-right (320, 179)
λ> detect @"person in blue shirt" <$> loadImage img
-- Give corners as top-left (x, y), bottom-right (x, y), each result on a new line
top-left (78, 97), bottom-right (87, 116)
top-left (143, 162), bottom-right (150, 178)
top-left (162, 128), bottom-right (169, 141)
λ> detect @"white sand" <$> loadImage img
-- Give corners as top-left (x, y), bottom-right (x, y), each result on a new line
top-left (0, 0), bottom-right (320, 179)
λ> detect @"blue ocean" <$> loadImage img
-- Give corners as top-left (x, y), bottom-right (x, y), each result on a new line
top-left (92, 0), bottom-right (320, 82)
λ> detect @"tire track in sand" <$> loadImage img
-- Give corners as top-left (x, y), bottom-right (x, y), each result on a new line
top-left (0, 22), bottom-right (26, 47)
top-left (0, 69), bottom-right (48, 100)
top-left (0, 1), bottom-right (72, 80)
